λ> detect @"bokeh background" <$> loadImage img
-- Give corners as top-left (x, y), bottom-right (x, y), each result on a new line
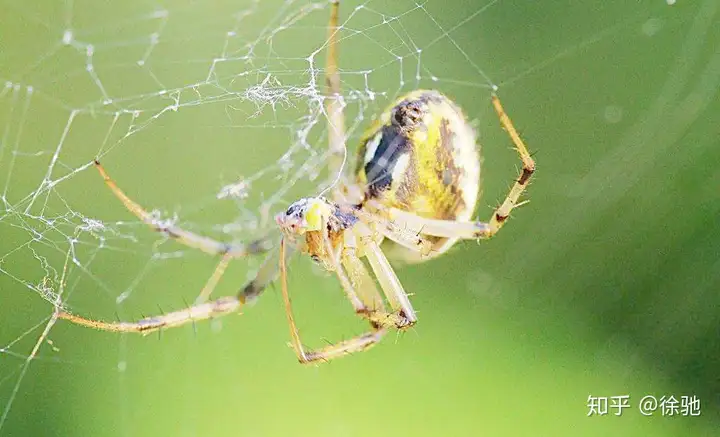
top-left (1, 0), bottom-right (718, 436)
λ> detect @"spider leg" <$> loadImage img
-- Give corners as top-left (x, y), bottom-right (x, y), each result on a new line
top-left (341, 240), bottom-right (415, 330)
top-left (94, 160), bottom-right (273, 257)
top-left (325, 0), bottom-right (348, 199)
top-left (58, 246), bottom-right (290, 334)
top-left (355, 223), bottom-right (418, 327)
top-left (371, 205), bottom-right (491, 240)
top-left (488, 94), bottom-right (536, 233)
top-left (58, 296), bottom-right (243, 334)
top-left (195, 252), bottom-right (232, 303)
top-left (354, 208), bottom-right (433, 256)
top-left (279, 237), bottom-right (387, 364)
top-left (340, 231), bottom-right (385, 312)
top-left (196, 239), bottom-right (290, 304)
top-left (239, 244), bottom-right (290, 302)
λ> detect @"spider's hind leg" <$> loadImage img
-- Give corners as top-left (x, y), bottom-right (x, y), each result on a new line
top-left (487, 94), bottom-right (536, 234)
top-left (58, 246), bottom-right (288, 335)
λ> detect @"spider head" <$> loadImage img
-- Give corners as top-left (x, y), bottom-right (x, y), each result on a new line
top-left (276, 197), bottom-right (332, 237)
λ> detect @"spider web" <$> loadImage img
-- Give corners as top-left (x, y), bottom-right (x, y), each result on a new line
top-left (2, 0), bottom-right (714, 435)
top-left (0, 0), bottom-right (504, 427)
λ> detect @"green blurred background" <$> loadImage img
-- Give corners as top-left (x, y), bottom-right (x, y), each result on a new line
top-left (1, 0), bottom-right (718, 436)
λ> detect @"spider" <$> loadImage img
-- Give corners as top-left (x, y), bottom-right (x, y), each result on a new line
top-left (58, 0), bottom-right (535, 364)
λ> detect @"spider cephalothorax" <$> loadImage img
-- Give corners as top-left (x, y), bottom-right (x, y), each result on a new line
top-left (276, 197), bottom-right (359, 270)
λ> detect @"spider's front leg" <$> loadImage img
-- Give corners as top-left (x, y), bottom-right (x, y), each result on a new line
top-left (92, 159), bottom-right (277, 303)
top-left (488, 94), bottom-right (536, 233)
top-left (93, 160), bottom-right (273, 258)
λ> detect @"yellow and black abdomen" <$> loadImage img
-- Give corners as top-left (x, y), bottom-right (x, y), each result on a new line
top-left (355, 90), bottom-right (480, 262)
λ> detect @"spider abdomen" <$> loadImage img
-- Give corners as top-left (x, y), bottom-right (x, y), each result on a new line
top-left (355, 90), bottom-right (481, 261)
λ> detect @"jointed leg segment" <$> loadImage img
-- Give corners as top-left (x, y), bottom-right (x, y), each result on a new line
top-left (325, 0), bottom-right (346, 187)
top-left (488, 94), bottom-right (536, 232)
top-left (57, 247), bottom-right (286, 334)
top-left (340, 237), bottom-right (415, 330)
top-left (354, 224), bottom-right (417, 327)
top-left (58, 296), bottom-right (243, 334)
top-left (195, 253), bottom-right (232, 303)
top-left (94, 160), bottom-right (273, 258)
top-left (279, 238), bottom-right (387, 364)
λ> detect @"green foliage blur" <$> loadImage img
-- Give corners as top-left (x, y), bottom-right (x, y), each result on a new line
top-left (1, 1), bottom-right (718, 436)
